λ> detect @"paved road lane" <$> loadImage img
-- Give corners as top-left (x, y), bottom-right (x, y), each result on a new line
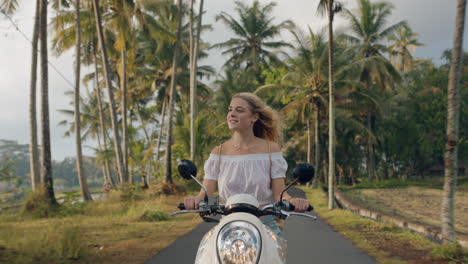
top-left (145, 188), bottom-right (375, 264)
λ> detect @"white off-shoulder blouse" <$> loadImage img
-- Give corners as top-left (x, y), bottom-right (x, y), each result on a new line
top-left (203, 152), bottom-right (288, 205)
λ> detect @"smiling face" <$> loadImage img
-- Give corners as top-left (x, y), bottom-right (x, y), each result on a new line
top-left (227, 97), bottom-right (258, 131)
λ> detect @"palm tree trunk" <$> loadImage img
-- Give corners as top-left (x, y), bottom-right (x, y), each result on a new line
top-left (121, 48), bottom-right (129, 181)
top-left (154, 96), bottom-right (167, 180)
top-left (189, 0), bottom-right (204, 162)
top-left (327, 0), bottom-right (336, 210)
top-left (74, 0), bottom-right (92, 201)
top-left (164, 0), bottom-right (183, 184)
top-left (29, 0), bottom-right (40, 192)
top-left (189, 0), bottom-right (195, 161)
top-left (441, 0), bottom-right (466, 244)
top-left (39, 0), bottom-right (57, 204)
top-left (311, 104), bottom-right (320, 188)
top-left (306, 119), bottom-right (311, 163)
top-left (95, 125), bottom-right (111, 186)
top-left (136, 106), bottom-right (157, 182)
top-left (92, 0), bottom-right (127, 184)
top-left (94, 52), bottom-right (115, 187)
top-left (367, 113), bottom-right (376, 181)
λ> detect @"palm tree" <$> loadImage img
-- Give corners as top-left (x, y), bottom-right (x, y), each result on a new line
top-left (256, 27), bottom-right (329, 185)
top-left (0, 0), bottom-right (18, 13)
top-left (441, 0), bottom-right (466, 244)
top-left (39, 0), bottom-right (57, 204)
top-left (108, 0), bottom-right (141, 181)
top-left (189, 0), bottom-right (204, 161)
top-left (164, 0), bottom-right (183, 184)
top-left (212, 0), bottom-right (294, 86)
top-left (1, 0), bottom-right (41, 192)
top-left (342, 0), bottom-right (406, 181)
top-left (388, 26), bottom-right (423, 73)
top-left (73, 0), bottom-right (92, 200)
top-left (317, 0), bottom-right (343, 209)
top-left (30, 0), bottom-right (41, 192)
top-left (91, 0), bottom-right (127, 183)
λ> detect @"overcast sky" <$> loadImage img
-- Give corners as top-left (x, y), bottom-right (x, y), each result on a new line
top-left (0, 0), bottom-right (466, 161)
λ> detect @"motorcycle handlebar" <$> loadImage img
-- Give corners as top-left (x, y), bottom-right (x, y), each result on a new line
top-left (288, 203), bottom-right (313, 212)
top-left (177, 202), bottom-right (313, 212)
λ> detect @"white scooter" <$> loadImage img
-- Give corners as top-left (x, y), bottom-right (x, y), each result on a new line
top-left (172, 159), bottom-right (317, 264)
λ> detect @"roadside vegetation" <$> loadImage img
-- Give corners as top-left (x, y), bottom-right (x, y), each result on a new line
top-left (339, 176), bottom-right (468, 234)
top-left (301, 186), bottom-right (468, 264)
top-left (0, 186), bottom-right (201, 264)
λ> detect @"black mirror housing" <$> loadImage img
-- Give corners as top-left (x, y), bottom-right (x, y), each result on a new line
top-left (292, 163), bottom-right (314, 184)
top-left (177, 159), bottom-right (197, 180)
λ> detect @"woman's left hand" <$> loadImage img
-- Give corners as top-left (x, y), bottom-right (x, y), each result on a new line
top-left (288, 197), bottom-right (310, 213)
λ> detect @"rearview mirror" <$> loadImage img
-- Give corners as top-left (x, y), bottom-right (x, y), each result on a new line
top-left (177, 159), bottom-right (197, 180)
top-left (292, 163), bottom-right (314, 184)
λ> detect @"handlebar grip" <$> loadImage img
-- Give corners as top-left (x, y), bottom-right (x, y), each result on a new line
top-left (289, 203), bottom-right (313, 212)
top-left (178, 203), bottom-right (186, 210)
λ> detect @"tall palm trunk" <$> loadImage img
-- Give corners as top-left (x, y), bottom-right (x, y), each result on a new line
top-left (441, 0), bottom-right (466, 244)
top-left (327, 0), bottom-right (336, 210)
top-left (164, 0), bottom-right (183, 184)
top-left (121, 48), bottom-right (128, 181)
top-left (94, 52), bottom-right (115, 187)
top-left (136, 106), bottom-right (157, 183)
top-left (189, 0), bottom-right (204, 161)
top-left (306, 119), bottom-right (311, 163)
top-left (39, 0), bottom-right (57, 204)
top-left (311, 104), bottom-right (320, 188)
top-left (154, 96), bottom-right (167, 180)
top-left (29, 0), bottom-right (40, 192)
top-left (92, 0), bottom-right (127, 184)
top-left (367, 112), bottom-right (376, 181)
top-left (74, 0), bottom-right (92, 201)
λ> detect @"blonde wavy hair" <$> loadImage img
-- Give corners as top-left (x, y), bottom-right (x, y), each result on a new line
top-left (232, 92), bottom-right (283, 143)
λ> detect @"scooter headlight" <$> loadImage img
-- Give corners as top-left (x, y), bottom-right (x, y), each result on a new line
top-left (217, 221), bottom-right (261, 264)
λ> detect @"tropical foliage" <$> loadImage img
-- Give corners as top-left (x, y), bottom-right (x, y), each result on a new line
top-left (0, 0), bottom-right (466, 223)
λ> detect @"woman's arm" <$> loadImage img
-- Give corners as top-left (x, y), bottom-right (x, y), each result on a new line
top-left (184, 178), bottom-right (218, 210)
top-left (195, 179), bottom-right (217, 199)
top-left (272, 178), bottom-right (288, 202)
top-left (272, 178), bottom-right (310, 212)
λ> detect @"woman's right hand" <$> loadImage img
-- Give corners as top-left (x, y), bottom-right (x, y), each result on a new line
top-left (184, 196), bottom-right (202, 210)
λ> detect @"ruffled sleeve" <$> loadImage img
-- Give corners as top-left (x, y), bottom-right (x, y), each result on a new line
top-left (203, 154), bottom-right (219, 181)
top-left (271, 155), bottom-right (288, 179)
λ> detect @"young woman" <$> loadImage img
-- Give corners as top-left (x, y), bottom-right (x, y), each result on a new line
top-left (184, 92), bottom-right (310, 236)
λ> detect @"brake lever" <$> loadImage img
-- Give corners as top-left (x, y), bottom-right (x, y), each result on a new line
top-left (170, 209), bottom-right (205, 216)
top-left (280, 210), bottom-right (318, 220)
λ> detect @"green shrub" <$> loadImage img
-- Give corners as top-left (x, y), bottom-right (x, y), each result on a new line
top-left (22, 190), bottom-right (59, 218)
top-left (139, 210), bottom-right (170, 222)
top-left (431, 243), bottom-right (468, 263)
top-left (117, 184), bottom-right (144, 202)
top-left (52, 224), bottom-right (87, 261)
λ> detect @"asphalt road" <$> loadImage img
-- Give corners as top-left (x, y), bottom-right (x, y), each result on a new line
top-left (145, 188), bottom-right (376, 264)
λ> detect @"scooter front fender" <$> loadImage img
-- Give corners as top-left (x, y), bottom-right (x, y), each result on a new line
top-left (195, 212), bottom-right (285, 264)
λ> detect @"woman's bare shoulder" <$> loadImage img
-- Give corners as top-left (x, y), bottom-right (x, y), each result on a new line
top-left (210, 145), bottom-right (222, 154)
top-left (267, 140), bottom-right (282, 152)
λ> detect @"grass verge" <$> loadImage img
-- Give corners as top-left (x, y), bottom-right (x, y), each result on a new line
top-left (0, 187), bottom-right (202, 264)
top-left (300, 186), bottom-right (468, 264)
